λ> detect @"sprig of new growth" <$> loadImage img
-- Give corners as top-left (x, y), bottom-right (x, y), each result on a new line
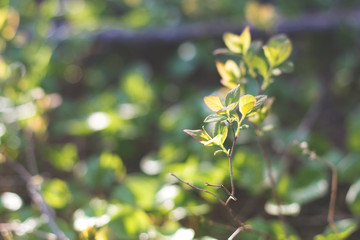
top-left (173, 26), bottom-right (293, 239)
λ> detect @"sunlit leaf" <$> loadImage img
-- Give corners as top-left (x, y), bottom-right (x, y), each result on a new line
top-left (223, 27), bottom-right (251, 55)
top-left (239, 94), bottom-right (256, 116)
top-left (248, 55), bottom-right (268, 78)
top-left (263, 35), bottom-right (292, 67)
top-left (213, 121), bottom-right (228, 145)
top-left (203, 95), bottom-right (224, 112)
top-left (247, 95), bottom-right (268, 115)
top-left (184, 128), bottom-right (211, 144)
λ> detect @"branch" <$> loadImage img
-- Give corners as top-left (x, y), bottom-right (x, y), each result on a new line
top-left (88, 9), bottom-right (360, 45)
top-left (5, 161), bottom-right (69, 240)
top-left (256, 130), bottom-right (288, 237)
top-left (0, 223), bottom-right (57, 240)
top-left (299, 142), bottom-right (339, 234)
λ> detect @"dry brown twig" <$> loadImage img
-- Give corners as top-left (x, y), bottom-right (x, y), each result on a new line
top-left (5, 160), bottom-right (69, 240)
top-left (299, 141), bottom-right (339, 234)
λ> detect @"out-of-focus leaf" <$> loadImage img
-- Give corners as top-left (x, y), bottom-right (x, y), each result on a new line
top-left (47, 143), bottom-right (78, 171)
top-left (42, 179), bottom-right (71, 209)
top-left (290, 166), bottom-right (327, 204)
top-left (315, 219), bottom-right (358, 240)
top-left (346, 179), bottom-right (360, 216)
top-left (263, 34), bottom-right (292, 67)
top-left (223, 27), bottom-right (251, 55)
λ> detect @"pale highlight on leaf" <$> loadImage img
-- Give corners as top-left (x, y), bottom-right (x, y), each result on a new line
top-left (223, 27), bottom-right (251, 55)
top-left (223, 32), bottom-right (242, 53)
top-left (225, 60), bottom-right (241, 80)
top-left (204, 95), bottom-right (224, 112)
top-left (239, 94), bottom-right (256, 116)
top-left (238, 26), bottom-right (251, 55)
top-left (216, 61), bottom-right (232, 81)
top-left (183, 129), bottom-right (211, 144)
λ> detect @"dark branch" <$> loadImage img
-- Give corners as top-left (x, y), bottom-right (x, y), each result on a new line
top-left (90, 9), bottom-right (360, 45)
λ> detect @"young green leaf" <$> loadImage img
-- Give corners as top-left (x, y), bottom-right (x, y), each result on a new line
top-left (248, 55), bottom-right (268, 78)
top-left (213, 121), bottom-right (228, 145)
top-left (184, 128), bottom-right (211, 144)
top-left (216, 60), bottom-right (241, 89)
top-left (263, 34), bottom-right (292, 67)
top-left (217, 102), bottom-right (237, 115)
top-left (214, 149), bottom-right (227, 156)
top-left (247, 95), bottom-right (268, 115)
top-left (223, 27), bottom-right (251, 55)
top-left (204, 114), bottom-right (227, 123)
top-left (225, 84), bottom-right (241, 106)
top-left (239, 94), bottom-right (257, 116)
top-left (204, 95), bottom-right (224, 112)
top-left (216, 61), bottom-right (233, 82)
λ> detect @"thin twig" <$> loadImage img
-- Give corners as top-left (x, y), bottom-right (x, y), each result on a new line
top-left (170, 172), bottom-right (243, 225)
top-left (5, 160), bottom-right (69, 240)
top-left (226, 121), bottom-right (238, 205)
top-left (24, 129), bottom-right (39, 176)
top-left (205, 182), bottom-right (237, 201)
top-left (228, 227), bottom-right (243, 240)
top-left (300, 142), bottom-right (339, 233)
top-left (256, 130), bottom-right (288, 237)
top-left (171, 172), bottom-right (274, 239)
top-left (171, 172), bottom-right (227, 206)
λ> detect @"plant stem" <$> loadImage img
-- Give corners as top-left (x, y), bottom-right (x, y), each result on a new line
top-left (256, 131), bottom-right (288, 237)
top-left (300, 144), bottom-right (339, 234)
top-left (170, 172), bottom-right (274, 239)
top-left (5, 160), bottom-right (69, 240)
top-left (170, 172), bottom-right (242, 224)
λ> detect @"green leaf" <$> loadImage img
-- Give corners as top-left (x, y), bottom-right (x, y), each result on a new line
top-left (315, 219), bottom-right (358, 240)
top-left (263, 34), bottom-right (292, 67)
top-left (216, 60), bottom-right (241, 89)
top-left (239, 94), bottom-right (256, 116)
top-left (225, 84), bottom-right (241, 106)
top-left (274, 61), bottom-right (294, 74)
top-left (204, 114), bottom-right (227, 123)
top-left (213, 121), bottom-right (228, 145)
top-left (290, 166), bottom-right (327, 204)
top-left (248, 55), bottom-right (268, 78)
top-left (203, 95), bottom-right (224, 112)
top-left (223, 27), bottom-right (251, 55)
top-left (216, 102), bottom-right (237, 115)
top-left (247, 95), bottom-right (268, 115)
top-left (346, 179), bottom-right (360, 216)
top-left (47, 143), bottom-right (78, 171)
top-left (184, 128), bottom-right (211, 144)
top-left (42, 179), bottom-right (71, 209)
top-left (214, 149), bottom-right (227, 156)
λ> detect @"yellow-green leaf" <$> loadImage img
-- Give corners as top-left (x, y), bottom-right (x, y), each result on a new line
top-left (204, 95), bottom-right (224, 112)
top-left (223, 27), bottom-right (251, 55)
top-left (239, 94), bottom-right (256, 116)
top-left (238, 26), bottom-right (251, 55)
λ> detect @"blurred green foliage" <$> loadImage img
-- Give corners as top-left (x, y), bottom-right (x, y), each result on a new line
top-left (0, 0), bottom-right (360, 239)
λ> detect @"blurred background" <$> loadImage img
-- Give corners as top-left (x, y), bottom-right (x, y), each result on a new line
top-left (1, 0), bottom-right (360, 239)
